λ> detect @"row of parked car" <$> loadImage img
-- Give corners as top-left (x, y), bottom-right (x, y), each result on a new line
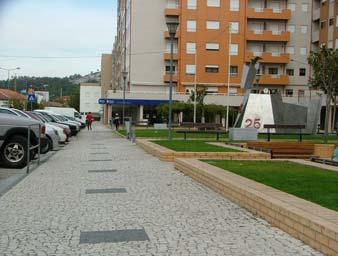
top-left (0, 107), bottom-right (86, 169)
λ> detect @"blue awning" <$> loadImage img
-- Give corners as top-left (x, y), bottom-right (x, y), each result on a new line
top-left (98, 98), bottom-right (170, 106)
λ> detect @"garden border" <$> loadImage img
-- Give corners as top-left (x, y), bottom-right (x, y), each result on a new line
top-left (136, 139), bottom-right (270, 162)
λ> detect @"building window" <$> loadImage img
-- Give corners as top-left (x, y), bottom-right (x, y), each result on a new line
top-left (186, 42), bottom-right (196, 54)
top-left (287, 25), bottom-right (295, 33)
top-left (301, 25), bottom-right (308, 34)
top-left (298, 90), bottom-right (305, 97)
top-left (286, 47), bottom-right (295, 55)
top-left (186, 65), bottom-right (196, 75)
top-left (230, 0), bottom-right (239, 11)
top-left (285, 89), bottom-right (293, 97)
top-left (207, 0), bottom-right (220, 7)
top-left (327, 41), bottom-right (333, 49)
top-left (299, 68), bottom-right (306, 76)
top-left (300, 47), bottom-right (307, 55)
top-left (287, 3), bottom-right (296, 11)
top-left (329, 18), bottom-right (334, 26)
top-left (301, 4), bottom-right (308, 12)
top-left (187, 0), bottom-right (197, 9)
top-left (165, 65), bottom-right (176, 74)
top-left (205, 65), bottom-right (219, 73)
top-left (286, 69), bottom-right (294, 76)
top-left (206, 21), bottom-right (220, 30)
top-left (187, 20), bottom-right (196, 32)
top-left (206, 43), bottom-right (219, 51)
top-left (268, 67), bottom-right (279, 75)
top-left (230, 66), bottom-right (238, 76)
top-left (230, 22), bottom-right (239, 34)
top-left (321, 21), bottom-right (326, 29)
top-left (230, 44), bottom-right (238, 55)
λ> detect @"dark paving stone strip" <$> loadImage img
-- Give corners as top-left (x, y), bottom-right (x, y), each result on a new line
top-left (90, 153), bottom-right (109, 155)
top-left (85, 188), bottom-right (127, 194)
top-left (90, 144), bottom-right (105, 146)
top-left (88, 159), bottom-right (112, 162)
top-left (88, 169), bottom-right (117, 173)
top-left (79, 229), bottom-right (149, 244)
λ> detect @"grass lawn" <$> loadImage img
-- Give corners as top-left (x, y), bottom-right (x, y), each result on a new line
top-left (204, 160), bottom-right (338, 211)
top-left (153, 140), bottom-right (240, 152)
top-left (118, 129), bottom-right (338, 143)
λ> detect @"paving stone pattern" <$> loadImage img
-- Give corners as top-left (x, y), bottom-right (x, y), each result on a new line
top-left (0, 124), bottom-right (322, 255)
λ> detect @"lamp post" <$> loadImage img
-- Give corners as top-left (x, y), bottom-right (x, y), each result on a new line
top-left (166, 18), bottom-right (179, 141)
top-left (225, 23), bottom-right (232, 132)
top-left (122, 70), bottom-right (128, 123)
top-left (0, 67), bottom-right (20, 89)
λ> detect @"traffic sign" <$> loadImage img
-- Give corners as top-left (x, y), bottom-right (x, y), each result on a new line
top-left (28, 94), bottom-right (36, 103)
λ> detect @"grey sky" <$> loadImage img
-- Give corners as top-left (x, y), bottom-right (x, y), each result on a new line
top-left (0, 0), bottom-right (117, 80)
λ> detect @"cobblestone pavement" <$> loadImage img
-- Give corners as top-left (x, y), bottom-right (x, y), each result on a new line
top-left (0, 124), bottom-right (322, 255)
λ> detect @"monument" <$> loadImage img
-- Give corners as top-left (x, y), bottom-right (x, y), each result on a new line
top-left (229, 58), bottom-right (321, 141)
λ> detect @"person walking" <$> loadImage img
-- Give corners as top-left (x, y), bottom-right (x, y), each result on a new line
top-left (113, 113), bottom-right (120, 130)
top-left (86, 112), bottom-right (94, 130)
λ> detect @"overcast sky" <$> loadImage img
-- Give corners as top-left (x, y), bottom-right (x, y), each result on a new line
top-left (0, 0), bottom-right (116, 80)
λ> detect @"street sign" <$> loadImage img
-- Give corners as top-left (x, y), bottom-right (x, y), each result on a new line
top-left (28, 94), bottom-right (36, 103)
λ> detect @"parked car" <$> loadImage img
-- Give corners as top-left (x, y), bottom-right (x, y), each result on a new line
top-left (35, 110), bottom-right (79, 136)
top-left (0, 114), bottom-right (44, 168)
top-left (64, 115), bottom-right (86, 129)
top-left (30, 112), bottom-right (71, 142)
top-left (24, 111), bottom-right (67, 146)
top-left (0, 107), bottom-right (49, 154)
top-left (44, 107), bottom-right (81, 119)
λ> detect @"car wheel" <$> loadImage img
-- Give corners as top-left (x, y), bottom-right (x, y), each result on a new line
top-left (41, 137), bottom-right (52, 154)
top-left (0, 136), bottom-right (28, 168)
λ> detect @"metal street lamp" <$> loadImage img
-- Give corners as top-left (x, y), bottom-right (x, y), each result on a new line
top-left (0, 67), bottom-right (20, 89)
top-left (166, 17), bottom-right (179, 141)
top-left (122, 70), bottom-right (128, 124)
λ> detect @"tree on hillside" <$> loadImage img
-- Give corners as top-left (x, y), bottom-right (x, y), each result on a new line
top-left (308, 46), bottom-right (338, 143)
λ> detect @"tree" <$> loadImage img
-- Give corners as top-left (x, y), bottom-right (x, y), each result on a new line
top-left (69, 88), bottom-right (80, 111)
top-left (189, 88), bottom-right (207, 123)
top-left (308, 46), bottom-right (338, 143)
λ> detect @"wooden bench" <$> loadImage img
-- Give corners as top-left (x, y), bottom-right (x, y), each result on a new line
top-left (179, 122), bottom-right (223, 130)
top-left (247, 141), bottom-right (315, 159)
top-left (263, 124), bottom-right (306, 142)
top-left (176, 130), bottom-right (227, 141)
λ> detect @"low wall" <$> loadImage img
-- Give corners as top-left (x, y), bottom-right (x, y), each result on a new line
top-left (175, 159), bottom-right (338, 256)
top-left (136, 139), bottom-right (270, 162)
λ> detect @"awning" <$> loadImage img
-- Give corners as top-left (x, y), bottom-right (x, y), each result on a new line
top-left (98, 98), bottom-right (170, 106)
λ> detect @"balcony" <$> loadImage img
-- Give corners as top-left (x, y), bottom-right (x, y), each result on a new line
top-left (246, 30), bottom-right (290, 42)
top-left (165, 8), bottom-right (180, 16)
top-left (258, 74), bottom-right (289, 86)
top-left (163, 73), bottom-right (178, 82)
top-left (165, 0), bottom-right (179, 16)
top-left (312, 8), bottom-right (320, 21)
top-left (312, 30), bottom-right (319, 43)
top-left (247, 8), bottom-right (291, 20)
top-left (163, 52), bottom-right (178, 60)
top-left (245, 52), bottom-right (290, 64)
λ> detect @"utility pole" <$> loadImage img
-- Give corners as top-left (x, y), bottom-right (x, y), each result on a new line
top-left (226, 23), bottom-right (232, 132)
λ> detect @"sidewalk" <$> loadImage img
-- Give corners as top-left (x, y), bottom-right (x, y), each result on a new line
top-left (0, 124), bottom-right (321, 255)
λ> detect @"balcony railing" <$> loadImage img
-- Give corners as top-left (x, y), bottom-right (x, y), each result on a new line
top-left (247, 30), bottom-right (290, 42)
top-left (247, 7), bottom-right (291, 20)
top-left (258, 74), bottom-right (289, 85)
top-left (246, 52), bottom-right (290, 64)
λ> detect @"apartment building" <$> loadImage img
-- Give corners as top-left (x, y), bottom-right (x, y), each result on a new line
top-left (312, 0), bottom-right (338, 51)
top-left (101, 0), bottom-right (321, 124)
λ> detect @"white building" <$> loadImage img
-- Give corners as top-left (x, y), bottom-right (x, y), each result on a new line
top-left (35, 91), bottom-right (49, 104)
top-left (80, 83), bottom-right (101, 114)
